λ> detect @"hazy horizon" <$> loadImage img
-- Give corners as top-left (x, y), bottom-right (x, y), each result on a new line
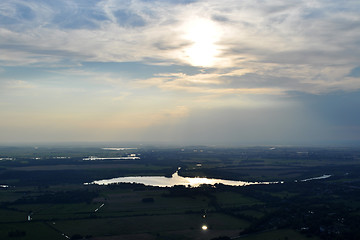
top-left (1, 0), bottom-right (360, 146)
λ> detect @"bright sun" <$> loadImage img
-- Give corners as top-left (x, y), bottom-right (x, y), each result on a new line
top-left (183, 18), bottom-right (221, 67)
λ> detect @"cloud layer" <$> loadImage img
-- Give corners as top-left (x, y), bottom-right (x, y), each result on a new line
top-left (1, 0), bottom-right (360, 144)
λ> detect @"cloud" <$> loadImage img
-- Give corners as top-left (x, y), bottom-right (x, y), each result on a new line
top-left (0, 80), bottom-right (35, 91)
top-left (1, 0), bottom-right (360, 94)
top-left (349, 67), bottom-right (360, 78)
top-left (114, 9), bottom-right (146, 27)
top-left (140, 104), bottom-right (345, 145)
top-left (138, 73), bottom-right (284, 96)
top-left (0, 2), bottom-right (35, 25)
top-left (112, 92), bottom-right (132, 101)
top-left (290, 90), bottom-right (360, 142)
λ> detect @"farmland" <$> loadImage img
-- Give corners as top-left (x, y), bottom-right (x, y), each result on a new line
top-left (1, 145), bottom-right (360, 239)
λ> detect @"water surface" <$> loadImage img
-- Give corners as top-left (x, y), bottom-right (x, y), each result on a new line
top-left (86, 170), bottom-right (279, 187)
top-left (300, 174), bottom-right (332, 182)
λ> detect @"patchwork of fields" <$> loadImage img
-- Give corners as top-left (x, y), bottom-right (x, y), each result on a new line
top-left (1, 146), bottom-right (360, 239)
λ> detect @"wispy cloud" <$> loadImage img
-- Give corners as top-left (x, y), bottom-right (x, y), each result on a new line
top-left (0, 80), bottom-right (35, 90)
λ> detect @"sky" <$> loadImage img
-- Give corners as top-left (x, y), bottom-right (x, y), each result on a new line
top-left (1, 0), bottom-right (360, 146)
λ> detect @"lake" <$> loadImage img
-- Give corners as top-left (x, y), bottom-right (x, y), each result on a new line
top-left (85, 168), bottom-right (280, 187)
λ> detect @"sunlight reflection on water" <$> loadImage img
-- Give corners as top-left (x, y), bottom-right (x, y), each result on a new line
top-left (86, 170), bottom-right (278, 187)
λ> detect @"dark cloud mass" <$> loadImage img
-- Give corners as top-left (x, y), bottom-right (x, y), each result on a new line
top-left (141, 106), bottom-right (339, 146)
top-left (292, 91), bottom-right (360, 126)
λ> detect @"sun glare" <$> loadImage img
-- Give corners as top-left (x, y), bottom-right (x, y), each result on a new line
top-left (183, 18), bottom-right (221, 67)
